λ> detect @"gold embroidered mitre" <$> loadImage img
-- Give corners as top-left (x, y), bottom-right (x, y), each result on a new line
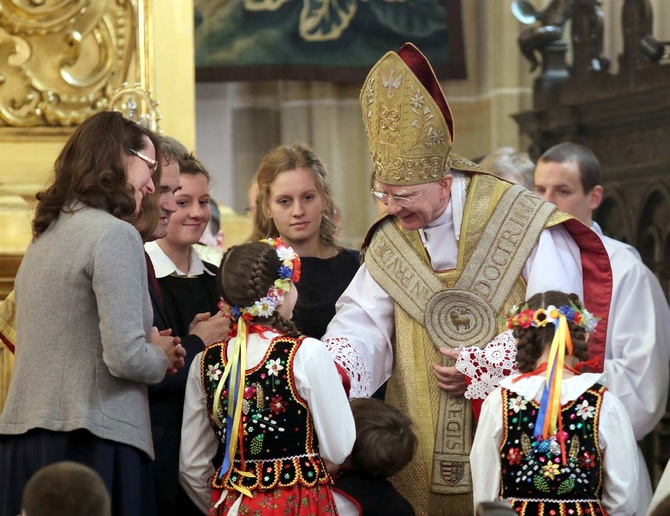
top-left (361, 43), bottom-right (482, 186)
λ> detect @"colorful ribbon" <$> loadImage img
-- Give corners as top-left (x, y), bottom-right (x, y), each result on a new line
top-left (212, 319), bottom-right (255, 504)
top-left (534, 314), bottom-right (573, 465)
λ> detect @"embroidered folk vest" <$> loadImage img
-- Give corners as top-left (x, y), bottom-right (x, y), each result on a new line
top-left (201, 335), bottom-right (330, 492)
top-left (499, 384), bottom-right (607, 514)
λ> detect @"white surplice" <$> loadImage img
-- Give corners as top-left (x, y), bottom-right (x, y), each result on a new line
top-left (471, 372), bottom-right (639, 516)
top-left (592, 222), bottom-right (670, 515)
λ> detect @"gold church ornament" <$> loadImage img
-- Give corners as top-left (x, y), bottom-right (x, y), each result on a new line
top-left (106, 82), bottom-right (161, 132)
top-left (0, 0), bottom-right (152, 133)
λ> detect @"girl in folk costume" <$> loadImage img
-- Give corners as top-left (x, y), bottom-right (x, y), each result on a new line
top-left (179, 238), bottom-right (355, 515)
top-left (470, 291), bottom-right (638, 515)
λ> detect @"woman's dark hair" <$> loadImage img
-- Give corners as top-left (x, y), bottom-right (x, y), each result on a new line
top-left (135, 164), bottom-right (162, 242)
top-left (514, 291), bottom-right (589, 373)
top-left (32, 111), bottom-right (162, 238)
top-left (349, 398), bottom-right (417, 477)
top-left (218, 241), bottom-right (299, 337)
top-left (253, 143), bottom-right (339, 249)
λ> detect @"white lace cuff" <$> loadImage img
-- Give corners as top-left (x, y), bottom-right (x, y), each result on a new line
top-left (455, 330), bottom-right (519, 400)
top-left (323, 336), bottom-right (372, 398)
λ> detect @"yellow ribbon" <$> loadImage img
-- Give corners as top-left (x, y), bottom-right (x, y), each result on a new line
top-left (212, 319), bottom-right (255, 498)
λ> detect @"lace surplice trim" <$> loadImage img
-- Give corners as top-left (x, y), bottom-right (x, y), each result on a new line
top-left (323, 336), bottom-right (372, 398)
top-left (456, 330), bottom-right (518, 400)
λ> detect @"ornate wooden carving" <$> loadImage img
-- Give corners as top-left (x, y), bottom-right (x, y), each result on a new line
top-left (514, 0), bottom-right (670, 487)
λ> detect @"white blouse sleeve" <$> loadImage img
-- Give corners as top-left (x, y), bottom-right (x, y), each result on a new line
top-left (599, 390), bottom-right (639, 516)
top-left (179, 352), bottom-right (217, 514)
top-left (470, 388), bottom-right (504, 509)
top-left (293, 338), bottom-right (356, 465)
top-left (323, 264), bottom-right (395, 398)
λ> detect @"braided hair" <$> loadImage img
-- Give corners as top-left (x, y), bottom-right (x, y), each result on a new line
top-left (218, 241), bottom-right (300, 337)
top-left (514, 291), bottom-right (589, 373)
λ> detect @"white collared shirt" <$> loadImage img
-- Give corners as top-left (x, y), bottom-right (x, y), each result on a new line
top-left (144, 241), bottom-right (216, 278)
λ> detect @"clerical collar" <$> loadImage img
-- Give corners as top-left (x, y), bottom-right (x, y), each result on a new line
top-left (419, 200), bottom-right (453, 245)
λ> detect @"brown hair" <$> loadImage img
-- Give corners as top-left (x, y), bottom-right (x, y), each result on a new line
top-left (253, 144), bottom-right (338, 249)
top-left (134, 135), bottom-right (188, 242)
top-left (349, 398), bottom-right (417, 477)
top-left (136, 164), bottom-right (163, 242)
top-left (32, 111), bottom-right (162, 238)
top-left (514, 291), bottom-right (589, 373)
top-left (178, 152), bottom-right (211, 182)
top-left (21, 461), bottom-right (111, 516)
top-left (538, 142), bottom-right (601, 194)
top-left (218, 241), bottom-right (299, 337)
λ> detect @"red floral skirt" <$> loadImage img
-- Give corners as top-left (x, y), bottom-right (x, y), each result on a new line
top-left (209, 483), bottom-right (338, 515)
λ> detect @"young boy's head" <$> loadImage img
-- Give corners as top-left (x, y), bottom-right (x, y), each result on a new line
top-left (21, 461), bottom-right (111, 516)
top-left (349, 398), bottom-right (417, 478)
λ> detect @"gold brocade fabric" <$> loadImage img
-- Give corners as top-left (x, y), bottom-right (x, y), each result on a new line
top-left (193, 244), bottom-right (224, 268)
top-left (383, 174), bottom-right (533, 515)
top-left (0, 291), bottom-right (16, 350)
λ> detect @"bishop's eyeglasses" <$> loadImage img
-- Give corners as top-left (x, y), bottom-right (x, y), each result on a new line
top-left (370, 182), bottom-right (435, 207)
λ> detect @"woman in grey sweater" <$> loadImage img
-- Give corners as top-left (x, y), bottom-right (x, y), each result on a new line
top-left (0, 111), bottom-right (185, 516)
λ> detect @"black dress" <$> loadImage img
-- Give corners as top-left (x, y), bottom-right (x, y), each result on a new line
top-left (292, 248), bottom-right (360, 340)
top-left (157, 265), bottom-right (219, 339)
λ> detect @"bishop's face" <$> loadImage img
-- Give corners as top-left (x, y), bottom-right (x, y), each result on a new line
top-left (374, 175), bottom-right (453, 231)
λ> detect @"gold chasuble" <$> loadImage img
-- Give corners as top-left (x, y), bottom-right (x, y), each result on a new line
top-left (365, 173), bottom-right (572, 515)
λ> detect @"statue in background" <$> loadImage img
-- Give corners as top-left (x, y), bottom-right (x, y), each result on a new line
top-left (513, 0), bottom-right (609, 74)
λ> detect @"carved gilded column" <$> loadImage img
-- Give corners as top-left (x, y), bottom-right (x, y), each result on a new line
top-left (0, 0), bottom-right (153, 128)
top-left (0, 0), bottom-right (196, 410)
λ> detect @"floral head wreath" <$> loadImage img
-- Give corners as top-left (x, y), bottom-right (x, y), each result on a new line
top-left (505, 302), bottom-right (599, 334)
top-left (218, 237), bottom-right (302, 322)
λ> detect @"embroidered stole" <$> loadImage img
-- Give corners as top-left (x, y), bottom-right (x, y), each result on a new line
top-left (365, 175), bottom-right (560, 514)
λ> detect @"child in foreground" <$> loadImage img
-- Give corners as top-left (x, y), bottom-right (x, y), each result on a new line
top-left (470, 291), bottom-right (638, 515)
top-left (330, 397), bottom-right (417, 516)
top-left (20, 461), bottom-right (111, 516)
top-left (179, 238), bottom-right (355, 515)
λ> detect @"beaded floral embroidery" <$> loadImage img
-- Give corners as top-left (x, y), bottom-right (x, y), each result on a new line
top-left (500, 386), bottom-right (605, 503)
